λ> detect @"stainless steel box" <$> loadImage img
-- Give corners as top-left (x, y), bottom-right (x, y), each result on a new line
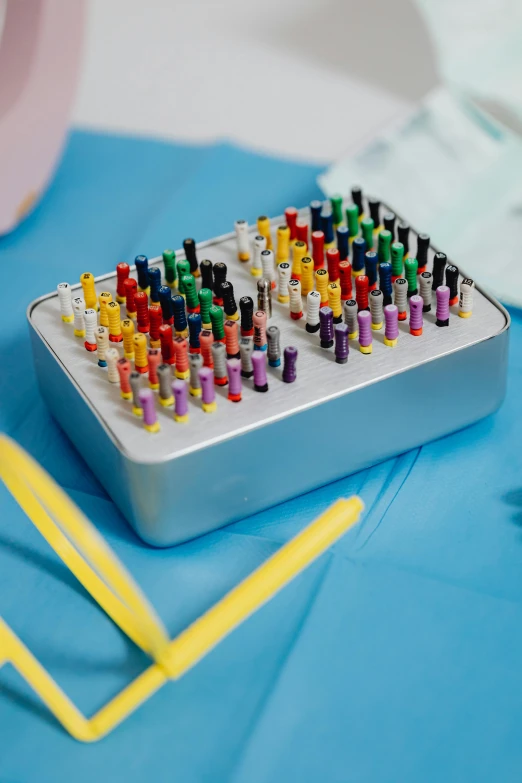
top-left (28, 204), bottom-right (509, 546)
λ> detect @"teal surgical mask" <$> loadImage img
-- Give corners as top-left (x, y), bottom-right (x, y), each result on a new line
top-left (320, 87), bottom-right (522, 307)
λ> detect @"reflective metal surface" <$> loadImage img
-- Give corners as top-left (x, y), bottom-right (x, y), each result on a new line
top-left (28, 202), bottom-right (510, 545)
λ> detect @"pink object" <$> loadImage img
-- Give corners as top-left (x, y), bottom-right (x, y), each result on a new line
top-left (0, 0), bottom-right (85, 234)
top-left (253, 310), bottom-right (267, 351)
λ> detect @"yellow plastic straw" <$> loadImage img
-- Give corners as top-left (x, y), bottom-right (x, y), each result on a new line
top-left (0, 434), bottom-right (363, 741)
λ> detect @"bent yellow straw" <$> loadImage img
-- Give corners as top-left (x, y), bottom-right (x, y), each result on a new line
top-left (0, 435), bottom-right (363, 742)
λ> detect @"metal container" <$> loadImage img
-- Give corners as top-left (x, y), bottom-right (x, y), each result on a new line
top-left (28, 202), bottom-right (509, 546)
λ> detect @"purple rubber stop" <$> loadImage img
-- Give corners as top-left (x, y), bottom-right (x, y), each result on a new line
top-left (282, 346), bottom-right (298, 382)
top-left (334, 323), bottom-right (349, 364)
top-left (409, 294), bottom-right (423, 333)
top-left (199, 366), bottom-right (216, 405)
top-left (436, 285), bottom-right (450, 327)
top-left (227, 358), bottom-right (242, 399)
top-left (384, 304), bottom-right (399, 341)
top-left (172, 379), bottom-right (188, 417)
top-left (357, 310), bottom-right (372, 348)
top-left (139, 388), bottom-right (157, 428)
top-left (252, 350), bottom-right (268, 392)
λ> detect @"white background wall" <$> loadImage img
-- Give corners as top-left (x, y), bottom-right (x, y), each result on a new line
top-left (72, 0), bottom-right (438, 163)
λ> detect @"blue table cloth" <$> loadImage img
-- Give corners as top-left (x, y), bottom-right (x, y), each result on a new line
top-left (0, 130), bottom-right (521, 783)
